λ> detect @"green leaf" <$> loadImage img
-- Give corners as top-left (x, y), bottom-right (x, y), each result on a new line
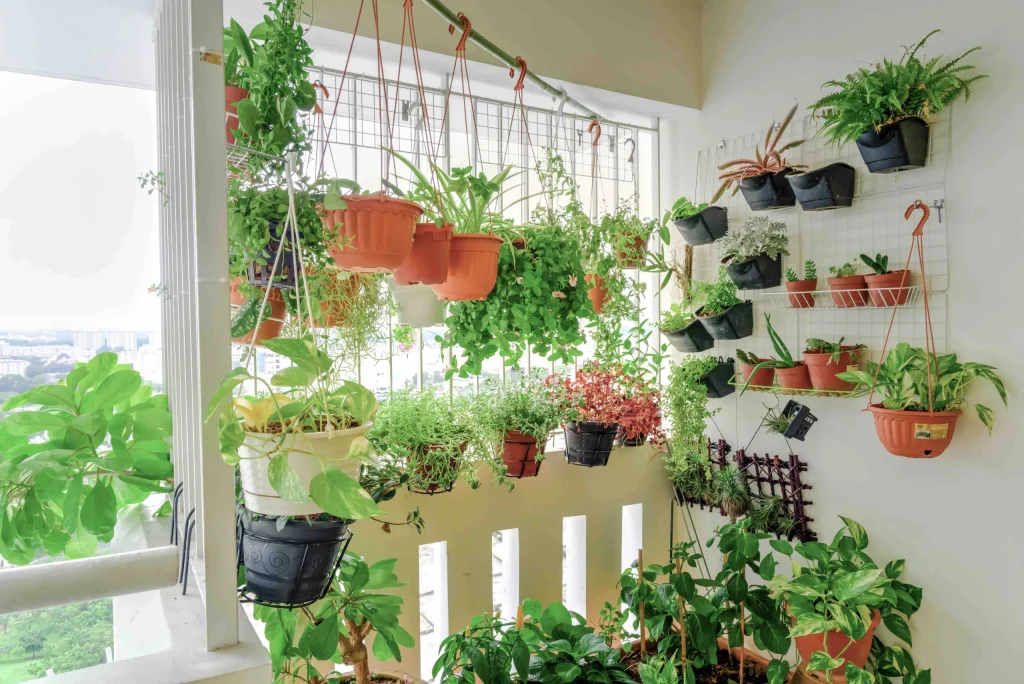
top-left (236, 97), bottom-right (263, 136)
top-left (766, 659), bottom-right (790, 684)
top-left (262, 336), bottom-right (332, 375)
top-left (64, 529), bottom-right (98, 560)
top-left (541, 602), bottom-right (572, 635)
top-left (267, 454), bottom-right (309, 503)
top-left (1, 411), bottom-right (66, 436)
top-left (92, 370), bottom-right (143, 410)
top-left (206, 367), bottom-right (252, 421)
top-left (839, 516), bottom-right (869, 550)
top-left (554, 663), bottom-right (581, 683)
top-left (808, 650), bottom-right (845, 673)
top-left (884, 559), bottom-right (905, 580)
top-left (3, 385), bottom-right (77, 412)
top-left (757, 621), bottom-right (791, 655)
top-left (62, 475), bottom-right (85, 534)
top-left (79, 480), bottom-right (117, 537)
top-left (270, 366), bottom-right (315, 387)
top-left (769, 539), bottom-right (793, 556)
top-left (301, 613), bottom-right (339, 661)
top-left (831, 605), bottom-right (866, 640)
top-left (789, 613), bottom-right (829, 638)
top-left (833, 568), bottom-right (882, 602)
top-left (759, 553), bottom-right (777, 581)
top-left (308, 467), bottom-right (382, 520)
top-left (883, 612), bottom-right (912, 645)
top-left (844, 662), bottom-right (876, 684)
top-left (726, 571), bottom-right (748, 603)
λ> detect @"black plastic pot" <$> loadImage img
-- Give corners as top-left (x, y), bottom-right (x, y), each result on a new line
top-left (238, 512), bottom-right (352, 608)
top-left (701, 359), bottom-right (736, 399)
top-left (664, 318), bottom-right (715, 353)
top-left (725, 253), bottom-right (783, 290)
top-left (856, 117), bottom-right (930, 174)
top-left (564, 421), bottom-right (618, 467)
top-left (738, 170), bottom-right (796, 210)
top-left (247, 221), bottom-right (299, 290)
top-left (615, 429), bottom-right (648, 448)
top-left (671, 206), bottom-right (728, 246)
top-left (697, 301), bottom-right (753, 340)
top-left (781, 400), bottom-right (817, 441)
top-left (789, 163), bottom-right (855, 211)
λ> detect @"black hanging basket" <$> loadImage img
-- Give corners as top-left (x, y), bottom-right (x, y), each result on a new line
top-left (247, 220), bottom-right (299, 290)
top-left (789, 163), bottom-right (855, 211)
top-left (701, 358), bottom-right (736, 399)
top-left (564, 421), bottom-right (618, 467)
top-left (781, 400), bottom-right (817, 441)
top-left (671, 206), bottom-right (728, 246)
top-left (738, 170), bottom-right (796, 210)
top-left (856, 117), bottom-right (930, 174)
top-left (237, 511), bottom-right (352, 609)
top-left (697, 301), bottom-right (753, 340)
top-left (664, 318), bottom-right (715, 353)
top-left (725, 253), bottom-right (783, 290)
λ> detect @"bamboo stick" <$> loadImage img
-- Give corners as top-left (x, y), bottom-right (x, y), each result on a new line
top-left (638, 548), bottom-right (646, 660)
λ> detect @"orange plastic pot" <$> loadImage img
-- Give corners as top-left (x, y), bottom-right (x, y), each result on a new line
top-left (785, 278), bottom-right (817, 309)
top-left (501, 430), bottom-right (543, 478)
top-left (322, 194), bottom-right (422, 273)
top-left (740, 360), bottom-right (776, 389)
top-left (430, 233), bottom-right (502, 301)
top-left (796, 610), bottom-right (881, 678)
top-left (233, 287), bottom-right (286, 346)
top-left (585, 274), bottom-right (608, 314)
top-left (775, 363), bottom-right (812, 391)
top-left (864, 270), bottom-right (911, 307)
top-left (225, 85), bottom-right (249, 145)
top-left (803, 348), bottom-right (859, 392)
top-left (229, 277), bottom-right (246, 306)
top-left (306, 271), bottom-right (362, 328)
top-left (394, 222), bottom-right (453, 285)
top-left (828, 275), bottom-right (868, 308)
top-left (868, 404), bottom-right (961, 458)
top-left (616, 235), bottom-right (649, 268)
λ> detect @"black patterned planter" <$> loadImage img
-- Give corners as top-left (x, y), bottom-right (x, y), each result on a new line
top-left (697, 301), bottom-right (753, 341)
top-left (246, 221), bottom-right (300, 290)
top-left (789, 163), bottom-right (855, 211)
top-left (856, 117), bottom-right (929, 173)
top-left (664, 318), bottom-right (715, 353)
top-left (738, 170), bottom-right (796, 210)
top-left (702, 359), bottom-right (736, 399)
top-left (564, 421), bottom-right (618, 467)
top-left (671, 206), bottom-right (728, 246)
top-left (725, 253), bottom-right (783, 290)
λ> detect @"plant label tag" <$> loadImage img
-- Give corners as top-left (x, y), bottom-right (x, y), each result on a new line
top-left (846, 365), bottom-right (858, 373)
top-left (914, 423), bottom-right (948, 440)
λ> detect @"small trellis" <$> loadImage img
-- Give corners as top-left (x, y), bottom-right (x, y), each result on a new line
top-left (676, 439), bottom-right (816, 542)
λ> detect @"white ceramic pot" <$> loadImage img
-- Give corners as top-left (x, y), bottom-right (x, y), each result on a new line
top-left (239, 422), bottom-right (372, 516)
top-left (388, 278), bottom-right (448, 328)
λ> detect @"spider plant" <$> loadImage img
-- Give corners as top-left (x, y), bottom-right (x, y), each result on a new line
top-left (712, 103), bottom-right (806, 203)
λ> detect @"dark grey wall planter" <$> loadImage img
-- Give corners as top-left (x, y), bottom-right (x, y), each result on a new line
top-left (738, 170), bottom-right (796, 210)
top-left (856, 117), bottom-right (929, 173)
top-left (672, 206), bottom-right (728, 246)
top-left (697, 301), bottom-right (753, 340)
top-left (725, 253), bottom-right (783, 290)
top-left (664, 318), bottom-right (715, 353)
top-left (564, 421), bottom-right (618, 467)
top-left (702, 359), bottom-right (736, 399)
top-left (789, 163), bottom-right (855, 210)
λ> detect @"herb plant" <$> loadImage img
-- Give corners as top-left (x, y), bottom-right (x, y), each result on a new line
top-left (668, 195), bottom-right (709, 220)
top-left (829, 263), bottom-right (858, 278)
top-left (659, 302), bottom-right (693, 333)
top-left (693, 267), bottom-right (742, 317)
top-left (713, 103), bottom-right (806, 202)
top-left (473, 378), bottom-right (563, 456)
top-left (861, 253), bottom-right (894, 275)
top-left (719, 216), bottom-right (790, 264)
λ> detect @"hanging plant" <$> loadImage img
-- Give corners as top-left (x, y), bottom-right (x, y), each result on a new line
top-left (616, 373), bottom-right (665, 447)
top-left (719, 215), bottom-right (789, 290)
top-left (473, 378), bottom-right (562, 478)
top-left (669, 195), bottom-right (727, 246)
top-left (550, 365), bottom-right (631, 467)
top-left (662, 356), bottom-right (720, 504)
top-left (693, 267), bottom-right (753, 340)
top-left (223, 19), bottom-right (264, 144)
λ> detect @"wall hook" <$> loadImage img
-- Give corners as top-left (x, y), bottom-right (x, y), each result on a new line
top-left (931, 199), bottom-right (944, 223)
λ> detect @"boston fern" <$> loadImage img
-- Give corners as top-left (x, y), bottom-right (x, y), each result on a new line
top-left (811, 30), bottom-right (986, 147)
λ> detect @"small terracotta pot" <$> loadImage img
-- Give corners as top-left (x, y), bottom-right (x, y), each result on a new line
top-left (775, 363), bottom-right (812, 391)
top-left (430, 233), bottom-right (502, 301)
top-left (864, 270), bottom-right (910, 307)
top-left (585, 274), bottom-right (608, 314)
top-left (501, 430), bottom-right (543, 478)
top-left (827, 275), bottom-right (868, 308)
top-left (868, 404), bottom-right (961, 458)
top-left (786, 278), bottom-right (817, 309)
top-left (796, 610), bottom-right (881, 679)
top-left (323, 194), bottom-right (422, 272)
top-left (233, 287), bottom-right (287, 346)
top-left (229, 276), bottom-right (246, 306)
top-left (740, 360), bottom-right (776, 389)
top-left (616, 235), bottom-right (649, 268)
top-left (394, 222), bottom-right (453, 285)
top-left (225, 85), bottom-right (249, 144)
top-left (803, 348), bottom-right (860, 392)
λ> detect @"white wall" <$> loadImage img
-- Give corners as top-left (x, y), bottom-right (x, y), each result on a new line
top-left (660, 2), bottom-right (1024, 681)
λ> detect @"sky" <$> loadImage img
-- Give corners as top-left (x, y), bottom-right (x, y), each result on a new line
top-left (0, 71), bottom-right (162, 332)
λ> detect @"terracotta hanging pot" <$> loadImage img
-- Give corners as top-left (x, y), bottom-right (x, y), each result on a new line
top-left (740, 359), bottom-right (776, 389)
top-left (775, 363), bottom-right (813, 391)
top-left (409, 442), bottom-right (467, 494)
top-left (501, 430), bottom-right (543, 478)
top-left (785, 278), bottom-right (817, 308)
top-left (795, 610), bottom-right (881, 679)
top-left (225, 85), bottom-right (249, 144)
top-left (306, 271), bottom-right (363, 328)
top-left (584, 273), bottom-right (608, 314)
top-left (322, 194), bottom-right (422, 273)
top-left (394, 222), bottom-right (453, 285)
top-left (868, 404), bottom-right (961, 458)
top-left (804, 348), bottom-right (860, 392)
top-left (229, 276), bottom-right (246, 306)
top-left (864, 270), bottom-right (911, 307)
top-left (430, 233), bottom-right (502, 301)
top-left (233, 287), bottom-right (287, 346)
top-left (616, 234), bottom-right (649, 268)
top-left (828, 275), bottom-right (868, 308)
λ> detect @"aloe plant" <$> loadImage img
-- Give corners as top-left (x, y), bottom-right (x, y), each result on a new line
top-left (738, 314), bottom-right (797, 394)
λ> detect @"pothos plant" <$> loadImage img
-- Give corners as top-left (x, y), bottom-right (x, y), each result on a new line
top-left (662, 356), bottom-right (720, 503)
top-left (0, 354), bottom-right (173, 564)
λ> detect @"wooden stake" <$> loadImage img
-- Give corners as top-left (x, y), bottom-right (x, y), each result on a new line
top-left (739, 566), bottom-right (747, 684)
top-left (675, 557), bottom-right (687, 664)
top-left (638, 548), bottom-right (646, 660)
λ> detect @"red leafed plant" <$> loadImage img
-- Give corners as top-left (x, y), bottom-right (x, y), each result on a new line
top-left (618, 377), bottom-right (666, 446)
top-left (711, 102), bottom-right (806, 203)
top-left (548, 364), bottom-right (630, 427)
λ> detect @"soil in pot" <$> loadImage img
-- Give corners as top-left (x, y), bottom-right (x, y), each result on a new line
top-left (225, 85), bottom-right (249, 144)
top-left (585, 273), bottom-right (608, 314)
top-left (804, 348), bottom-right (860, 392)
top-left (232, 287), bottom-right (287, 346)
top-left (725, 253), bottom-right (783, 290)
top-left (738, 169), bottom-right (796, 210)
top-left (740, 358), bottom-right (776, 388)
top-left (856, 117), bottom-right (930, 174)
top-left (864, 270), bottom-right (911, 307)
top-left (501, 430), bottom-right (543, 478)
top-left (827, 275), bottom-right (868, 308)
top-left (697, 301), bottom-right (754, 340)
top-left (672, 206), bottom-right (728, 246)
top-left (786, 278), bottom-right (817, 308)
top-left (334, 673), bottom-right (427, 684)
top-left (430, 233), bottom-right (503, 301)
top-left (394, 222), bottom-right (453, 285)
top-left (664, 318), bottom-right (715, 353)
top-left (564, 421), bottom-right (618, 467)
top-left (868, 404), bottom-right (961, 458)
top-left (776, 363), bottom-right (813, 392)
top-left (702, 359), bottom-right (736, 399)
top-left (323, 194), bottom-right (422, 272)
top-left (619, 644), bottom-right (770, 684)
top-left (796, 610), bottom-right (881, 678)
top-left (789, 162), bottom-right (856, 210)
top-left (616, 235), bottom-right (649, 268)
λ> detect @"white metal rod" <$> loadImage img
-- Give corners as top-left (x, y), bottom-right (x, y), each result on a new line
top-left (0, 547), bottom-right (179, 616)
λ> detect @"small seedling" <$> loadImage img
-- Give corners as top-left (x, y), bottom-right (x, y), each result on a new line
top-left (860, 253), bottom-right (891, 275)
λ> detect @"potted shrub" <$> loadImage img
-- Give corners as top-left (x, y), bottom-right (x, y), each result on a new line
top-left (719, 216), bottom-right (789, 290)
top-left (617, 375), bottom-right (666, 447)
top-left (231, 284), bottom-right (288, 345)
top-left (804, 337), bottom-right (865, 392)
top-left (694, 267), bottom-right (753, 340)
top-left (659, 302), bottom-right (713, 353)
top-left (785, 260), bottom-right (817, 308)
top-left (712, 103), bottom-right (806, 210)
top-left (0, 355), bottom-right (173, 565)
top-left (810, 31), bottom-right (986, 173)
top-left (668, 195), bottom-right (727, 246)
top-left (736, 349), bottom-right (775, 388)
top-left (788, 162), bottom-right (855, 210)
top-left (474, 378), bottom-right (562, 479)
top-left (394, 221), bottom-right (453, 286)
top-left (551, 365), bottom-right (629, 467)
top-left (740, 314), bottom-right (812, 393)
top-left (861, 253), bottom-right (911, 307)
top-left (769, 517), bottom-right (931, 683)
top-left (837, 342), bottom-right (1006, 458)
top-left (827, 263), bottom-right (868, 308)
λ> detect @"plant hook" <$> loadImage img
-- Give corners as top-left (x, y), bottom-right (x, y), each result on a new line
top-left (905, 199), bottom-right (930, 236)
top-left (447, 11), bottom-right (472, 53)
top-left (509, 56), bottom-right (527, 92)
top-left (588, 120), bottom-right (602, 148)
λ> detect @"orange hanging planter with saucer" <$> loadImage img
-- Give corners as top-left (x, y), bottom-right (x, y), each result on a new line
top-left (322, 194), bottom-right (422, 273)
top-left (585, 274), bottom-right (608, 314)
top-left (868, 404), bottom-right (961, 458)
top-left (233, 287), bottom-right (287, 346)
top-left (394, 222), bottom-right (453, 285)
top-left (430, 233), bottom-right (502, 301)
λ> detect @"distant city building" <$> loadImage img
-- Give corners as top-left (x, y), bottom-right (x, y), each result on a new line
top-left (0, 358), bottom-right (30, 376)
top-left (74, 331), bottom-right (107, 350)
top-left (74, 330), bottom-right (138, 351)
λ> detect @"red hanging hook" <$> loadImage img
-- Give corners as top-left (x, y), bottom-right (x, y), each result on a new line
top-left (905, 199), bottom-right (930, 236)
top-left (588, 120), bottom-right (602, 147)
top-left (509, 56), bottom-right (527, 92)
top-left (447, 12), bottom-right (472, 53)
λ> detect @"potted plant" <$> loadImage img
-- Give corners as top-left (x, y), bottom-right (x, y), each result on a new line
top-left (223, 19), bottom-right (260, 144)
top-left (659, 302), bottom-right (713, 353)
top-left (394, 220), bottom-right (453, 286)
top-left (701, 357), bottom-right (736, 399)
top-left (788, 163), bottom-right (855, 210)
top-left (719, 216), bottom-right (789, 290)
top-left (712, 103), bottom-right (806, 210)
top-left (0, 355), bottom-right (173, 564)
top-left (827, 263), bottom-right (868, 308)
top-left (810, 31), bottom-right (986, 173)
top-left (785, 260), bottom-right (818, 308)
top-left (662, 356), bottom-right (719, 501)
top-left (668, 195), bottom-right (727, 246)
top-left (551, 365), bottom-right (629, 467)
top-left (387, 277), bottom-right (448, 328)
top-left (617, 374), bottom-right (666, 447)
top-left (231, 284), bottom-right (288, 345)
top-left (694, 267), bottom-right (754, 340)
top-left (601, 205), bottom-right (660, 269)
top-left (254, 554), bottom-right (420, 684)
top-left (861, 253), bottom-right (911, 307)
top-left (837, 342), bottom-right (1006, 458)
top-left (740, 314), bottom-right (812, 392)
top-left (769, 517), bottom-right (931, 683)
top-left (295, 267), bottom-right (362, 328)
top-left (433, 612), bottom-right (530, 684)
top-left (736, 349), bottom-right (776, 389)
top-left (804, 337), bottom-right (865, 392)
top-left (474, 378), bottom-right (562, 479)
top-left (525, 601), bottom-right (634, 684)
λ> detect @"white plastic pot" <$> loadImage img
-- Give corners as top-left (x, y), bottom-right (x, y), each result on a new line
top-left (388, 278), bottom-right (448, 328)
top-left (239, 423), bottom-right (372, 516)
